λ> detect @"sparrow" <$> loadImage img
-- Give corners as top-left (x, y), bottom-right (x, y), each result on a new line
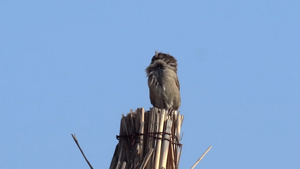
top-left (146, 51), bottom-right (181, 110)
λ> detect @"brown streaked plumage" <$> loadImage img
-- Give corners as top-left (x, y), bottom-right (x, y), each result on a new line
top-left (146, 51), bottom-right (181, 110)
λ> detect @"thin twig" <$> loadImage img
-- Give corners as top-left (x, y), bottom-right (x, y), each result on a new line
top-left (71, 134), bottom-right (94, 169)
top-left (191, 145), bottom-right (212, 169)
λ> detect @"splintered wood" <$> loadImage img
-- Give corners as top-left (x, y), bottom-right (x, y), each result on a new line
top-left (110, 108), bottom-right (184, 169)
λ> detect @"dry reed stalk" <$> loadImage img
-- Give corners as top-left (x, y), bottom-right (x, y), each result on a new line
top-left (138, 148), bottom-right (154, 169)
top-left (154, 109), bottom-right (165, 169)
top-left (160, 119), bottom-right (173, 169)
top-left (121, 162), bottom-right (127, 169)
top-left (190, 145), bottom-right (212, 169)
top-left (109, 108), bottom-right (183, 169)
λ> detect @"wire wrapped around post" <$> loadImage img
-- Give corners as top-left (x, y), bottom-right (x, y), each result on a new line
top-left (109, 108), bottom-right (184, 169)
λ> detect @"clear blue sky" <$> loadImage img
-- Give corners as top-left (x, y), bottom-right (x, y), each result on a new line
top-left (1, 1), bottom-right (299, 169)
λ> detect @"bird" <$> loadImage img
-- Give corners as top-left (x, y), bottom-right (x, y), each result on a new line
top-left (146, 51), bottom-right (181, 110)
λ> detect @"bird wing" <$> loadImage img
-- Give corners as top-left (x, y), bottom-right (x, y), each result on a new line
top-left (176, 77), bottom-right (180, 91)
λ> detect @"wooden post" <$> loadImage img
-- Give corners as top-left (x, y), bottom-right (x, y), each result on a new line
top-left (109, 108), bottom-right (183, 169)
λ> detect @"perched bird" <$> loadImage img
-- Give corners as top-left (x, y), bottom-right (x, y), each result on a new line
top-left (146, 51), bottom-right (181, 110)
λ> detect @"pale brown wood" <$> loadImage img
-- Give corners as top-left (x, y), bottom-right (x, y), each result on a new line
top-left (154, 109), bottom-right (165, 169)
top-left (191, 145), bottom-right (212, 169)
top-left (160, 119), bottom-right (173, 169)
top-left (139, 148), bottom-right (154, 169)
top-left (109, 108), bottom-right (183, 169)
